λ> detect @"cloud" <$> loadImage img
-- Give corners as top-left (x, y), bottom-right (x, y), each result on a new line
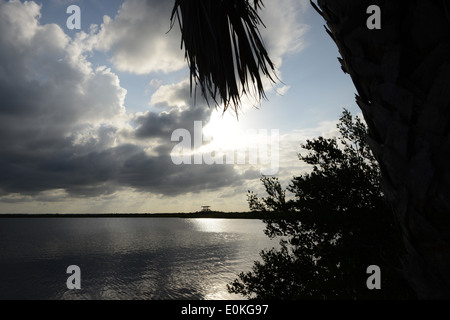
top-left (0, 0), bottom-right (314, 211)
top-left (91, 0), bottom-right (185, 74)
top-left (79, 0), bottom-right (310, 122)
top-left (276, 85), bottom-right (291, 96)
top-left (88, 0), bottom-right (308, 82)
top-left (0, 1), bottom-right (126, 159)
top-left (260, 0), bottom-right (309, 65)
top-left (0, 0), bottom-right (259, 201)
top-left (117, 152), bottom-right (259, 196)
top-left (126, 81), bottom-right (253, 196)
top-left (134, 80), bottom-right (213, 140)
top-left (0, 0), bottom-right (126, 197)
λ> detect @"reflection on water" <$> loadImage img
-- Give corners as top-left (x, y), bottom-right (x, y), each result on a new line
top-left (0, 218), bottom-right (277, 300)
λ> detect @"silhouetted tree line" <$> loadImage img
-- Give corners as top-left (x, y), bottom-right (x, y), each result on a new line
top-left (228, 109), bottom-right (415, 299)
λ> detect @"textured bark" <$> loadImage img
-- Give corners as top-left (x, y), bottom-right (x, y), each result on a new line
top-left (313, 0), bottom-right (450, 298)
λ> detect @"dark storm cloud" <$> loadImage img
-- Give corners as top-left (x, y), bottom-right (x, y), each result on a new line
top-left (117, 152), bottom-right (254, 196)
top-left (0, 0), bottom-right (255, 200)
top-left (0, 127), bottom-right (250, 198)
top-left (134, 100), bottom-right (212, 140)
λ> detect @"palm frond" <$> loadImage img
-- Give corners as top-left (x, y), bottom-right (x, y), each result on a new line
top-left (170, 0), bottom-right (277, 114)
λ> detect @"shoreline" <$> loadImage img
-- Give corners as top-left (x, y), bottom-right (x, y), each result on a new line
top-left (0, 211), bottom-right (295, 219)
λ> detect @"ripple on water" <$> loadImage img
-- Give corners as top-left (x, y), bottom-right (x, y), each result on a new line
top-left (0, 218), bottom-right (278, 300)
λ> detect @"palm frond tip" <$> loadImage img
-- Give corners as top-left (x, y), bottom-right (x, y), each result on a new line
top-left (170, 0), bottom-right (277, 114)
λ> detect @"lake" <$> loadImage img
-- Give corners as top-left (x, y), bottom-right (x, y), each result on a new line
top-left (0, 217), bottom-right (279, 300)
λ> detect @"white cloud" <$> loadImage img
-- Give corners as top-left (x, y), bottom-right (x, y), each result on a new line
top-left (0, 0), bottom-right (127, 129)
top-left (149, 78), bottom-right (163, 88)
top-left (260, 0), bottom-right (310, 68)
top-left (86, 0), bottom-right (308, 81)
top-left (0, 0), bottom-right (42, 41)
top-left (276, 85), bottom-right (291, 96)
top-left (149, 79), bottom-right (192, 109)
top-left (91, 0), bottom-right (185, 74)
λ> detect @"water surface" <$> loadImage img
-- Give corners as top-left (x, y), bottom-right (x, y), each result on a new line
top-left (0, 218), bottom-right (277, 300)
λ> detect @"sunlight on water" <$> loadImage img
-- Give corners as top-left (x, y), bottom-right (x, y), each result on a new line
top-left (0, 218), bottom-right (278, 300)
top-left (188, 218), bottom-right (269, 235)
top-left (188, 218), bottom-right (227, 233)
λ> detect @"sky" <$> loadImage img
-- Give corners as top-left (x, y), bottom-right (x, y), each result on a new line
top-left (0, 0), bottom-right (360, 214)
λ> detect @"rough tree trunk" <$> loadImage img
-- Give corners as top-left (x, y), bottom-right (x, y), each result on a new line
top-left (313, 0), bottom-right (450, 298)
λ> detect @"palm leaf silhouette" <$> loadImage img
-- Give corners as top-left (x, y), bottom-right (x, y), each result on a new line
top-left (170, 0), bottom-right (276, 113)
